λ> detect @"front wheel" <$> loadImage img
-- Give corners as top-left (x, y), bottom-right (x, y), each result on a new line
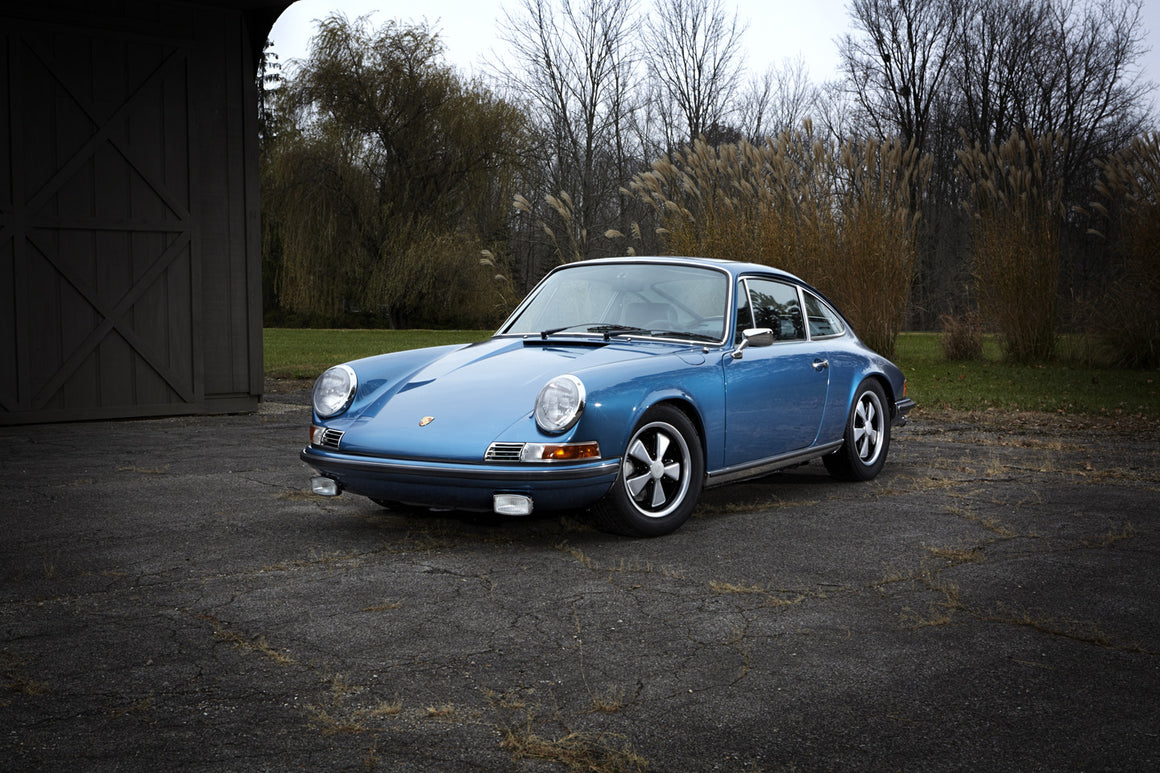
top-left (591, 405), bottom-right (704, 537)
top-left (824, 379), bottom-right (890, 482)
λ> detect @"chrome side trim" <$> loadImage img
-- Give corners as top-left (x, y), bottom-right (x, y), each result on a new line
top-left (705, 440), bottom-right (844, 487)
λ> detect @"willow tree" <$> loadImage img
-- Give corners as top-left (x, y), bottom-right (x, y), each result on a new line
top-left (264, 14), bottom-right (528, 327)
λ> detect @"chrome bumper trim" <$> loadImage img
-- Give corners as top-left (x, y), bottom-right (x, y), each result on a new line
top-left (301, 447), bottom-right (619, 482)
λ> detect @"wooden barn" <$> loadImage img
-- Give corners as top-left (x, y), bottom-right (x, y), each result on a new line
top-left (1, 0), bottom-right (291, 425)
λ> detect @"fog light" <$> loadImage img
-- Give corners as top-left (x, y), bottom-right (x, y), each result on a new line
top-left (494, 494), bottom-right (533, 516)
top-left (311, 476), bottom-right (340, 497)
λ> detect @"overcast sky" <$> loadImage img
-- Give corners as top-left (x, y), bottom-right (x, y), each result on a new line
top-left (269, 0), bottom-right (1159, 108)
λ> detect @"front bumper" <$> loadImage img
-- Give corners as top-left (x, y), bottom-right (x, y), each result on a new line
top-left (300, 446), bottom-right (620, 512)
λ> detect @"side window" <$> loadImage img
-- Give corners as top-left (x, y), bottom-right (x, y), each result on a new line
top-left (803, 291), bottom-right (846, 338)
top-left (744, 278), bottom-right (805, 341)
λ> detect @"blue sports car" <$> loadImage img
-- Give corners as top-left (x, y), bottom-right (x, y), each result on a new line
top-left (301, 257), bottom-right (914, 536)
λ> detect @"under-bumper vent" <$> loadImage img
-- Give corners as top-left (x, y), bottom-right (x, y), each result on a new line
top-left (318, 428), bottom-right (344, 450)
top-left (485, 442), bottom-right (525, 462)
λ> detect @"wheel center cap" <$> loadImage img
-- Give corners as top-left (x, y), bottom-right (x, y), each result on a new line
top-left (650, 460), bottom-right (665, 479)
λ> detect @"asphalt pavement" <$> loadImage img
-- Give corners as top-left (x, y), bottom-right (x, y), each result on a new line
top-left (2, 387), bottom-right (1158, 771)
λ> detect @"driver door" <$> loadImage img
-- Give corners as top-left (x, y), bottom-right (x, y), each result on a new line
top-left (722, 277), bottom-right (830, 466)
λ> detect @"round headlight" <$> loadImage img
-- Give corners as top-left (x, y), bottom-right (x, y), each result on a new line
top-left (312, 364), bottom-right (357, 418)
top-left (534, 375), bottom-right (585, 434)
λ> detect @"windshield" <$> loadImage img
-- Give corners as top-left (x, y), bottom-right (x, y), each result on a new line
top-left (501, 262), bottom-right (730, 343)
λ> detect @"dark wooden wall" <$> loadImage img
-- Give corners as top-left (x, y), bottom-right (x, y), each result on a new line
top-left (1, 0), bottom-right (269, 424)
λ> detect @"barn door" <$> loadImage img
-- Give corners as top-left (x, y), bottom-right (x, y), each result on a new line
top-left (1, 3), bottom-right (262, 424)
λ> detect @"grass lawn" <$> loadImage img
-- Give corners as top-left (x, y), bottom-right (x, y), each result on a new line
top-left (894, 333), bottom-right (1158, 418)
top-left (264, 328), bottom-right (1159, 419)
top-left (263, 329), bottom-right (493, 380)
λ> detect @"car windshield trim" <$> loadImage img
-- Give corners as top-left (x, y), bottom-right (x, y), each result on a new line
top-left (500, 260), bottom-right (734, 347)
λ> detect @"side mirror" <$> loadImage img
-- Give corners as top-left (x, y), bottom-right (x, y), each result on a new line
top-left (731, 327), bottom-right (774, 359)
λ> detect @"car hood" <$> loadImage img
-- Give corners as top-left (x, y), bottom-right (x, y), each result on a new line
top-left (335, 336), bottom-right (697, 460)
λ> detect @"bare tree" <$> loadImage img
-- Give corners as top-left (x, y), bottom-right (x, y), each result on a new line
top-left (1018, 0), bottom-right (1151, 193)
top-left (836, 0), bottom-right (1154, 327)
top-left (844, 0), bottom-right (1152, 169)
top-left (735, 56), bottom-right (820, 143)
top-left (838, 0), bottom-right (964, 152)
top-left (952, 0), bottom-right (1049, 147)
top-left (838, 0), bottom-right (964, 329)
top-left (643, 0), bottom-right (748, 147)
top-left (497, 0), bottom-right (642, 269)
top-left (951, 0), bottom-right (1152, 181)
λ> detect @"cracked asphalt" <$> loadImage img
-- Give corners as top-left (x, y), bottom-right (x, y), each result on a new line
top-left (2, 388), bottom-right (1158, 772)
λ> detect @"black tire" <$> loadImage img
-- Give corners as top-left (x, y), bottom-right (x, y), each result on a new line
top-left (824, 378), bottom-right (891, 482)
top-left (590, 404), bottom-right (704, 537)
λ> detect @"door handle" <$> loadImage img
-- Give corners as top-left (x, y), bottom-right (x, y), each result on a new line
top-left (812, 358), bottom-right (829, 371)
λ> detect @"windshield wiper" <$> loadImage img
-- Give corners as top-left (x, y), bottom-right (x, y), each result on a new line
top-left (587, 324), bottom-right (653, 340)
top-left (539, 323), bottom-right (652, 340)
top-left (538, 323), bottom-right (718, 343)
top-left (539, 322), bottom-right (604, 339)
top-left (651, 330), bottom-right (720, 343)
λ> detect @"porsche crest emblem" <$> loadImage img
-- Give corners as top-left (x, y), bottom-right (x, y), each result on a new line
top-left (418, 416), bottom-right (435, 427)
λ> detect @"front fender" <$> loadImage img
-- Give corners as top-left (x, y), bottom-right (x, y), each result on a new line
top-left (565, 353), bottom-right (727, 469)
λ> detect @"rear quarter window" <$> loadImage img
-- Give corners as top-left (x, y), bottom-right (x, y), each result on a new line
top-left (804, 292), bottom-right (845, 338)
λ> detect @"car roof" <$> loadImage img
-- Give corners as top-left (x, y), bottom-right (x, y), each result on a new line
top-left (568, 255), bottom-right (805, 284)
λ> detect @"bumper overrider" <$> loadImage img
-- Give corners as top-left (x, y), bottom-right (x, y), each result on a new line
top-left (894, 397), bottom-right (916, 426)
top-left (300, 445), bottom-right (620, 515)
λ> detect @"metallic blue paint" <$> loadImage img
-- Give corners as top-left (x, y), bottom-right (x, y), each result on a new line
top-left (300, 257), bottom-right (912, 514)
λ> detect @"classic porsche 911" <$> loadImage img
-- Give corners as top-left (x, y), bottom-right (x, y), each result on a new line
top-left (301, 256), bottom-right (914, 536)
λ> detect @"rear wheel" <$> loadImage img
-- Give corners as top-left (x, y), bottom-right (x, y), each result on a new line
top-left (591, 405), bottom-right (704, 537)
top-left (824, 379), bottom-right (890, 482)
